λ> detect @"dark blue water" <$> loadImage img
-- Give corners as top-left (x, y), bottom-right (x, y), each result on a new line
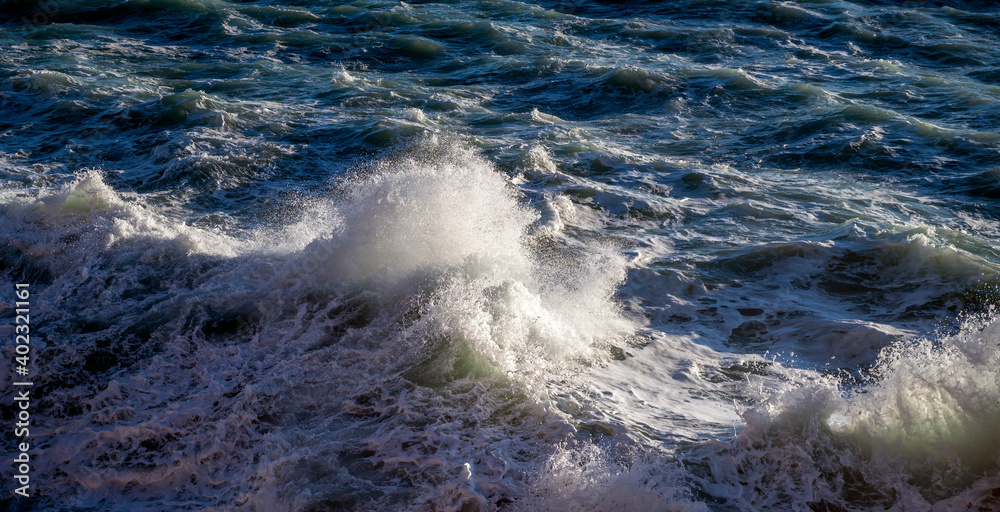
top-left (3, 1), bottom-right (1000, 510)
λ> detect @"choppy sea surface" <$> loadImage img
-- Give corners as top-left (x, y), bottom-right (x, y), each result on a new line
top-left (2, 0), bottom-right (1000, 510)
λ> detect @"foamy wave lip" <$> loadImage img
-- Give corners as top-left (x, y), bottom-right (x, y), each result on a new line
top-left (275, 139), bottom-right (639, 382)
top-left (692, 314), bottom-right (1000, 510)
top-left (1, 170), bottom-right (241, 274)
top-left (832, 319), bottom-right (1000, 474)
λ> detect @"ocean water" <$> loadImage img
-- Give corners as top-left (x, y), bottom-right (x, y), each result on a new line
top-left (2, 0), bottom-right (1000, 510)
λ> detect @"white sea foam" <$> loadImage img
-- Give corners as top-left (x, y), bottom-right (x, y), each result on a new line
top-left (694, 315), bottom-right (1000, 510)
top-left (0, 170), bottom-right (242, 272)
top-left (0, 143), bottom-right (654, 510)
top-left (275, 140), bottom-right (638, 380)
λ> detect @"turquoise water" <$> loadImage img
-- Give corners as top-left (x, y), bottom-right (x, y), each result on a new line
top-left (2, 1), bottom-right (1000, 510)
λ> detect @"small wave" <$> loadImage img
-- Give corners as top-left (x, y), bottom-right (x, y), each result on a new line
top-left (692, 314), bottom-right (1000, 510)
